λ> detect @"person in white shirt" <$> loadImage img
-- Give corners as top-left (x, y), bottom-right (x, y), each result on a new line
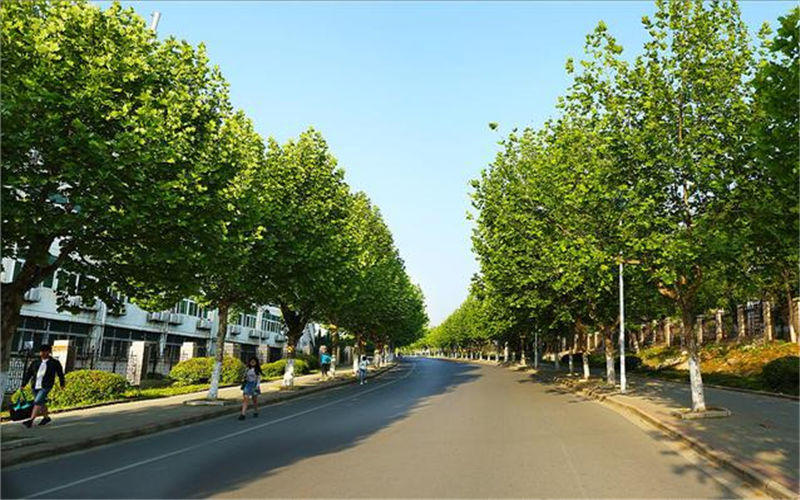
top-left (21, 344), bottom-right (65, 428)
top-left (358, 355), bottom-right (368, 385)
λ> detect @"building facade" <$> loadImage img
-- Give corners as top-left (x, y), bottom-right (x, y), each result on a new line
top-left (2, 255), bottom-right (289, 392)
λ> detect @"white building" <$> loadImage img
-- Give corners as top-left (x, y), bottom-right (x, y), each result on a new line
top-left (1, 255), bottom-right (289, 391)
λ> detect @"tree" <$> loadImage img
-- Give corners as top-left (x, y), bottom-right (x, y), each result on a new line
top-left (1, 1), bottom-right (233, 389)
top-left (183, 112), bottom-right (267, 400)
top-left (254, 129), bottom-right (356, 385)
top-left (616, 0), bottom-right (755, 411)
top-left (747, 8), bottom-right (800, 342)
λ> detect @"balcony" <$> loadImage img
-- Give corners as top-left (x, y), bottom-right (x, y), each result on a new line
top-left (167, 313), bottom-right (182, 325)
top-left (196, 318), bottom-right (212, 331)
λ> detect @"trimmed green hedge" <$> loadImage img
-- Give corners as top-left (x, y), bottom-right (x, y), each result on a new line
top-left (169, 356), bottom-right (246, 386)
top-left (261, 358), bottom-right (310, 378)
top-left (762, 356), bottom-right (799, 395)
top-left (49, 370), bottom-right (129, 407)
top-left (296, 352), bottom-right (320, 370)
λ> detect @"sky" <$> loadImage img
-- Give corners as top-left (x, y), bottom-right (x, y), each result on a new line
top-left (102, 1), bottom-right (791, 325)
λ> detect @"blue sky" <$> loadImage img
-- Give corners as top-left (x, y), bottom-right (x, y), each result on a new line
top-left (102, 1), bottom-right (791, 325)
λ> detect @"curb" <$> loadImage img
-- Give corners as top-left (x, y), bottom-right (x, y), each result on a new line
top-left (561, 382), bottom-right (798, 499)
top-left (1, 364), bottom-right (397, 468)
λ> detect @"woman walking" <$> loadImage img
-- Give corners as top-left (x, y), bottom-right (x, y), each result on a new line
top-left (358, 355), bottom-right (368, 385)
top-left (239, 357), bottom-right (262, 420)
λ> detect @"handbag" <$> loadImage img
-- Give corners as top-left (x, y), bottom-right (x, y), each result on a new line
top-left (9, 390), bottom-right (33, 421)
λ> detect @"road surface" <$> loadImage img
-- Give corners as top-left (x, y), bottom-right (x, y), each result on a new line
top-left (2, 358), bottom-right (748, 498)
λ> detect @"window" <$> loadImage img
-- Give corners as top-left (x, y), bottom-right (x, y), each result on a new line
top-left (174, 299), bottom-right (208, 318)
top-left (56, 270), bottom-right (79, 293)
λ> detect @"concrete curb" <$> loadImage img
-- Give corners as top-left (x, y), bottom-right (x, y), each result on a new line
top-left (1, 364), bottom-right (397, 468)
top-left (561, 382), bottom-right (798, 499)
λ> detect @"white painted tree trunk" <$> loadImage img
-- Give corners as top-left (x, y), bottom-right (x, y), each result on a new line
top-left (568, 352), bottom-right (574, 374)
top-left (503, 342), bottom-right (509, 363)
top-left (554, 338), bottom-right (560, 370)
top-left (665, 319), bottom-right (672, 346)
top-left (331, 357), bottom-right (337, 378)
top-left (686, 313), bottom-right (707, 412)
top-left (604, 330), bottom-right (615, 385)
top-left (208, 360), bottom-right (222, 400)
top-left (715, 309), bottom-right (724, 342)
top-left (582, 351), bottom-right (590, 380)
top-left (283, 358), bottom-right (295, 387)
top-left (533, 331), bottom-right (539, 369)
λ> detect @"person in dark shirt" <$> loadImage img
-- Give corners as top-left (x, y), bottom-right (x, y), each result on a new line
top-left (21, 344), bottom-right (66, 428)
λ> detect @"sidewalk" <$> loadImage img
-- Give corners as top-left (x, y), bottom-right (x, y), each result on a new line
top-left (1, 365), bottom-right (394, 467)
top-left (440, 356), bottom-right (799, 499)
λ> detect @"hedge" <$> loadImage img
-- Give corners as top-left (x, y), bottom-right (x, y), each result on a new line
top-left (169, 356), bottom-right (246, 386)
top-left (761, 356), bottom-right (799, 395)
top-left (261, 358), bottom-right (310, 378)
top-left (296, 352), bottom-right (320, 371)
top-left (48, 370), bottom-right (129, 407)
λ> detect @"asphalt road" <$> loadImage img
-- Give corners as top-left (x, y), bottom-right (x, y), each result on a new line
top-left (2, 358), bottom-right (747, 498)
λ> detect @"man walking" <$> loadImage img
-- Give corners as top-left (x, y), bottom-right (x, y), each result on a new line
top-left (21, 344), bottom-right (66, 428)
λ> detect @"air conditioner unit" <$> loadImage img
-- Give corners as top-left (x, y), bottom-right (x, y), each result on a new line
top-left (147, 311), bottom-right (167, 322)
top-left (168, 313), bottom-right (182, 325)
top-left (228, 324), bottom-right (242, 335)
top-left (23, 288), bottom-right (41, 303)
top-left (196, 318), bottom-right (212, 330)
top-left (248, 328), bottom-right (260, 339)
top-left (274, 334), bottom-right (287, 343)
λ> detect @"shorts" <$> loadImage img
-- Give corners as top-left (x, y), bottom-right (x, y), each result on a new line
top-left (33, 387), bottom-right (50, 406)
top-left (242, 381), bottom-right (260, 397)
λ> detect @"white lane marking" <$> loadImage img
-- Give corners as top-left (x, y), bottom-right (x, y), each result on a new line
top-left (26, 363), bottom-right (417, 499)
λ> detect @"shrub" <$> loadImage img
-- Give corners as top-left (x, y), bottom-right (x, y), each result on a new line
top-left (221, 356), bottom-right (246, 384)
top-left (169, 357), bottom-right (214, 385)
top-left (48, 370), bottom-right (129, 408)
top-left (296, 352), bottom-right (320, 370)
top-left (761, 356), bottom-right (799, 395)
top-left (261, 358), bottom-right (310, 378)
top-left (169, 356), bottom-right (246, 386)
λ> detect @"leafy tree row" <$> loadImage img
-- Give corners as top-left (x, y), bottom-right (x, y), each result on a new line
top-left (440, 1), bottom-right (797, 412)
top-left (1, 0), bottom-right (428, 396)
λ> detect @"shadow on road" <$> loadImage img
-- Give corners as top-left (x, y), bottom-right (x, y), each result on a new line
top-left (170, 358), bottom-right (481, 498)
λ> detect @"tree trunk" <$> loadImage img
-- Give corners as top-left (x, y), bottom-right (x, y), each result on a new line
top-left (696, 315), bottom-right (704, 345)
top-left (1, 286), bottom-right (25, 394)
top-left (533, 331), bottom-right (539, 369)
top-left (715, 309), bottom-right (724, 342)
top-left (787, 284), bottom-right (798, 343)
top-left (207, 302), bottom-right (229, 400)
top-left (330, 325), bottom-right (339, 377)
top-left (554, 338), bottom-right (560, 370)
top-left (763, 301), bottom-right (773, 341)
top-left (631, 327), bottom-right (641, 353)
top-left (682, 309), bottom-right (707, 412)
top-left (604, 326), bottom-right (615, 385)
top-left (503, 342), bottom-right (509, 363)
top-left (279, 304), bottom-right (308, 387)
top-left (737, 304), bottom-right (746, 340)
top-left (568, 334), bottom-right (574, 375)
top-left (519, 333), bottom-right (527, 366)
top-left (664, 319), bottom-right (672, 346)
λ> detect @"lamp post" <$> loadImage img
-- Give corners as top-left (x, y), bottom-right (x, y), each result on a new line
top-left (618, 254), bottom-right (627, 394)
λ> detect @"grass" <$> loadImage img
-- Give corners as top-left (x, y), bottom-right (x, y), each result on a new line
top-left (636, 340), bottom-right (799, 395)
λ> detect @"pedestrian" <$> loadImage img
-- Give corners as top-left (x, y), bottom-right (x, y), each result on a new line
top-left (319, 346), bottom-right (332, 380)
top-left (20, 344), bottom-right (65, 428)
top-left (358, 355), bottom-right (368, 385)
top-left (239, 356), bottom-right (262, 420)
